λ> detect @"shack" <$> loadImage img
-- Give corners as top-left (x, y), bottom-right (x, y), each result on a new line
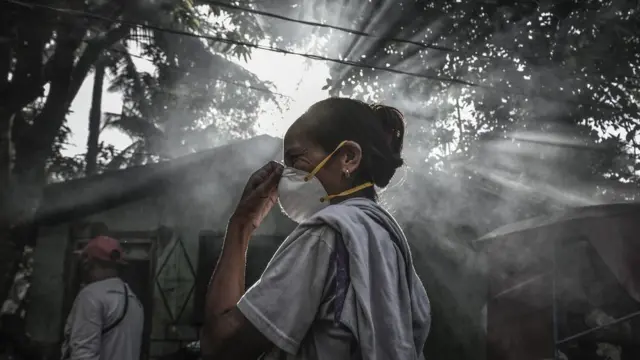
top-left (25, 135), bottom-right (296, 359)
top-left (476, 203), bottom-right (640, 360)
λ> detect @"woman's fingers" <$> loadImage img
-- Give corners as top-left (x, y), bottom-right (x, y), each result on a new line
top-left (254, 162), bottom-right (283, 197)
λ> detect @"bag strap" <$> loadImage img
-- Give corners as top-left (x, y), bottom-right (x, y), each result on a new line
top-left (102, 282), bottom-right (129, 335)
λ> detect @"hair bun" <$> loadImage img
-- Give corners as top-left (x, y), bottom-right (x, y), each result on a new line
top-left (368, 103), bottom-right (406, 187)
top-left (300, 97), bottom-right (407, 193)
top-left (370, 104), bottom-right (405, 156)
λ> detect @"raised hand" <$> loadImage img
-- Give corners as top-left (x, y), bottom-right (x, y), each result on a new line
top-left (231, 161), bottom-right (284, 230)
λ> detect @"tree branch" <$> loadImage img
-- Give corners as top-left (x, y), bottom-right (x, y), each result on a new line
top-left (67, 24), bottom-right (132, 106)
top-left (2, 4), bottom-right (129, 119)
top-left (2, 6), bottom-right (54, 114)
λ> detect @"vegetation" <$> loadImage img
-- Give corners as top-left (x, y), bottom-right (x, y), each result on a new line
top-left (318, 0), bottom-right (639, 183)
top-left (0, 0), bottom-right (281, 329)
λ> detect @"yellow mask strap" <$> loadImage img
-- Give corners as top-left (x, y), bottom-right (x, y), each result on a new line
top-left (303, 140), bottom-right (349, 182)
top-left (302, 140), bottom-right (374, 202)
top-left (320, 182), bottom-right (374, 203)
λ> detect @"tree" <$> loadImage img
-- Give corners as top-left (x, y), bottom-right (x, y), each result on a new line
top-left (100, 35), bottom-right (282, 171)
top-left (320, 0), bottom-right (639, 180)
top-left (0, 0), bottom-right (274, 315)
top-left (85, 58), bottom-right (106, 176)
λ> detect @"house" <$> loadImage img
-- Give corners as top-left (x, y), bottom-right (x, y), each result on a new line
top-left (25, 135), bottom-right (297, 359)
top-left (475, 203), bottom-right (640, 360)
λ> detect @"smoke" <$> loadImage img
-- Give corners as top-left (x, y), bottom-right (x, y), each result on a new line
top-left (245, 1), bottom-right (639, 357)
top-left (77, 0), bottom-right (637, 356)
top-left (188, 5), bottom-right (640, 357)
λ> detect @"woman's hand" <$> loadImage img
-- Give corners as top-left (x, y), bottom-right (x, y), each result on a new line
top-left (231, 161), bottom-right (284, 230)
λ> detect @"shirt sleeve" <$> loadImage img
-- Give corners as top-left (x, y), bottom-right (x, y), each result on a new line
top-left (237, 225), bottom-right (336, 355)
top-left (68, 289), bottom-right (103, 360)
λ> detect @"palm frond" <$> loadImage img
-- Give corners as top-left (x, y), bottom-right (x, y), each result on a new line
top-left (105, 141), bottom-right (143, 171)
top-left (101, 111), bottom-right (123, 133)
top-left (107, 115), bottom-right (166, 140)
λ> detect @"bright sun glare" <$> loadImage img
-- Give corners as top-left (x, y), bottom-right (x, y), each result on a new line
top-left (240, 46), bottom-right (331, 138)
top-left (63, 41), bottom-right (330, 157)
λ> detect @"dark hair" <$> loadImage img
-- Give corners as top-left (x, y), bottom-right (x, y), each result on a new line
top-left (90, 250), bottom-right (123, 271)
top-left (302, 97), bottom-right (406, 191)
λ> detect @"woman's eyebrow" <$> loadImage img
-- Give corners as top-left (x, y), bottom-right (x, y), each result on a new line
top-left (284, 147), bottom-right (307, 158)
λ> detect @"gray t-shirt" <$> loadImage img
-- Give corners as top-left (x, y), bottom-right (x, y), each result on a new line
top-left (61, 277), bottom-right (144, 360)
top-left (238, 225), bottom-right (353, 360)
top-left (238, 198), bottom-right (430, 360)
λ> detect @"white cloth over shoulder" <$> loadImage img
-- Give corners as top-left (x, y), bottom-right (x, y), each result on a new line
top-left (306, 198), bottom-right (431, 360)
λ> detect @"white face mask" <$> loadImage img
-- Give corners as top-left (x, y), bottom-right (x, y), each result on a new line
top-left (278, 167), bottom-right (329, 224)
top-left (277, 140), bottom-right (375, 224)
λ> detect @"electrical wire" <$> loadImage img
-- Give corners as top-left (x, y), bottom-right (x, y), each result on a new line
top-left (3, 0), bottom-right (633, 113)
top-left (1, 0), bottom-right (484, 88)
top-left (207, 0), bottom-right (640, 80)
top-left (205, 0), bottom-right (464, 54)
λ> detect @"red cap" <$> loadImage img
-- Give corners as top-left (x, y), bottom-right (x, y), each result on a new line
top-left (76, 236), bottom-right (126, 264)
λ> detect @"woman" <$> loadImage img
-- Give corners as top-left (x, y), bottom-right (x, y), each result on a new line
top-left (201, 98), bottom-right (431, 360)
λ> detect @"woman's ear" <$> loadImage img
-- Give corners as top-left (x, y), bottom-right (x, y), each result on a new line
top-left (340, 141), bottom-right (362, 176)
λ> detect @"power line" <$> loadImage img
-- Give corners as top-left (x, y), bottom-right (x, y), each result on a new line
top-left (4, 0), bottom-right (632, 114)
top-left (205, 0), bottom-right (465, 55)
top-left (5, 0), bottom-right (479, 89)
top-left (207, 0), bottom-right (640, 83)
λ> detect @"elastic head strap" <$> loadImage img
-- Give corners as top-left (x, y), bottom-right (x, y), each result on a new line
top-left (304, 140), bottom-right (349, 182)
top-left (302, 140), bottom-right (374, 202)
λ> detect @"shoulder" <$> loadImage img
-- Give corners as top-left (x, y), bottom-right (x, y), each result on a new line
top-left (310, 198), bottom-right (381, 225)
top-left (77, 279), bottom-right (120, 305)
top-left (265, 224), bottom-right (339, 268)
top-left (77, 283), bottom-right (102, 302)
top-left (286, 223), bottom-right (339, 249)
top-left (73, 285), bottom-right (103, 314)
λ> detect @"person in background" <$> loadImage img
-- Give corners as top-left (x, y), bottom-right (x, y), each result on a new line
top-left (61, 236), bottom-right (144, 360)
top-left (201, 97), bottom-right (431, 359)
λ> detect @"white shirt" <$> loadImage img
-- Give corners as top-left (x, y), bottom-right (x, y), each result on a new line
top-left (61, 277), bottom-right (144, 360)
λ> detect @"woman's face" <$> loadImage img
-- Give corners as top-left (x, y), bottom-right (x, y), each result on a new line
top-left (283, 115), bottom-right (362, 197)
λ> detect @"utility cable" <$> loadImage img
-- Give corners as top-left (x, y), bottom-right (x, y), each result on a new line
top-left (205, 0), bottom-right (464, 54)
top-left (2, 0), bottom-right (486, 89)
top-left (4, 0), bottom-right (632, 113)
top-left (207, 0), bottom-right (640, 81)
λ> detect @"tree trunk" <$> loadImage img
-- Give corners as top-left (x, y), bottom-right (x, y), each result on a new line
top-left (0, 40), bottom-right (80, 310)
top-left (85, 61), bottom-right (105, 176)
top-left (0, 112), bottom-right (13, 212)
top-left (0, 24), bottom-right (130, 305)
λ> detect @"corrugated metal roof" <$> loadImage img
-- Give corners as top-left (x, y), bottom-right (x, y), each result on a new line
top-left (475, 202), bottom-right (640, 243)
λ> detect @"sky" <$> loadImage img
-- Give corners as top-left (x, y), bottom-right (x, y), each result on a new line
top-left (63, 48), bottom-right (331, 157)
